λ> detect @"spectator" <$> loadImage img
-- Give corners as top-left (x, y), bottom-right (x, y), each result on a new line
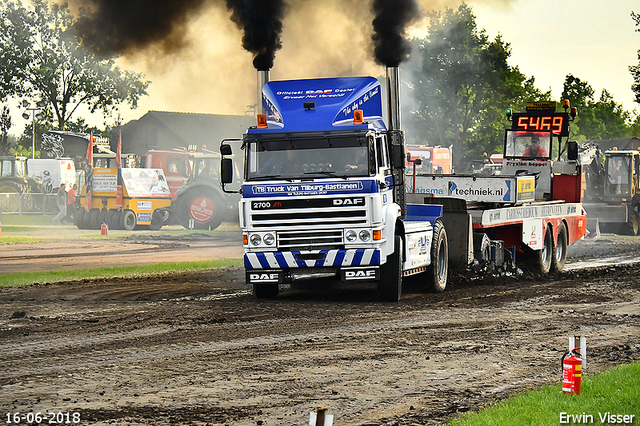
top-left (62, 183), bottom-right (77, 224)
top-left (52, 183), bottom-right (67, 225)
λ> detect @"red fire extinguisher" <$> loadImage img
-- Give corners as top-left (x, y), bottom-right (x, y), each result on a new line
top-left (100, 222), bottom-right (108, 235)
top-left (562, 348), bottom-right (582, 395)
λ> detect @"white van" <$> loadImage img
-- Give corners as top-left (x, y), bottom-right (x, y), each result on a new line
top-left (27, 158), bottom-right (76, 193)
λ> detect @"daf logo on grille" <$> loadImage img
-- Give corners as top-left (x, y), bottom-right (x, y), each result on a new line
top-left (333, 197), bottom-right (364, 206)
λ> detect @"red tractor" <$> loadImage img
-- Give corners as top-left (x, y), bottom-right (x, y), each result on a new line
top-left (145, 149), bottom-right (240, 230)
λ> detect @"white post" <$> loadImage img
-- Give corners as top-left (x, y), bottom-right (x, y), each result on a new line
top-left (31, 110), bottom-right (35, 159)
top-left (309, 407), bottom-right (333, 426)
top-left (569, 335), bottom-right (587, 370)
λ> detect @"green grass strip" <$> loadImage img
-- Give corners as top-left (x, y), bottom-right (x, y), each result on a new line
top-left (449, 361), bottom-right (640, 426)
top-left (0, 236), bottom-right (42, 244)
top-left (0, 258), bottom-right (244, 288)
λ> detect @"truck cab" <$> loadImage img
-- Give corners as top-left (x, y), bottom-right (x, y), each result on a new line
top-left (0, 156), bottom-right (44, 212)
top-left (146, 148), bottom-right (240, 230)
top-left (221, 74), bottom-right (448, 301)
top-left (581, 148), bottom-right (640, 235)
top-left (602, 150), bottom-right (640, 202)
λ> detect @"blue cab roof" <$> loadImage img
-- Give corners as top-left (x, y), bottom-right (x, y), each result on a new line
top-left (248, 76), bottom-right (387, 134)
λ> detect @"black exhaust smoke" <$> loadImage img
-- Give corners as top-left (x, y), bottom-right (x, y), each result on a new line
top-left (74, 0), bottom-right (286, 70)
top-left (226, 0), bottom-right (287, 71)
top-left (74, 0), bottom-right (208, 57)
top-left (371, 0), bottom-right (418, 67)
top-left (371, 0), bottom-right (417, 219)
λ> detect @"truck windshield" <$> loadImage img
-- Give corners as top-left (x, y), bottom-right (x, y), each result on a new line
top-left (504, 131), bottom-right (552, 159)
top-left (14, 160), bottom-right (25, 177)
top-left (606, 155), bottom-right (631, 195)
top-left (194, 157), bottom-right (219, 180)
top-left (246, 136), bottom-right (371, 180)
top-left (1, 159), bottom-right (12, 176)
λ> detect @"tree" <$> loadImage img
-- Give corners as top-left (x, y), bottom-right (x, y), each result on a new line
top-left (0, 105), bottom-right (11, 155)
top-left (562, 75), bottom-right (633, 141)
top-left (0, 0), bottom-right (150, 131)
top-left (403, 4), bottom-right (547, 168)
top-left (630, 11), bottom-right (640, 105)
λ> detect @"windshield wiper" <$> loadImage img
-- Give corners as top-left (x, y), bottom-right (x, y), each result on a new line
top-left (252, 175), bottom-right (295, 182)
top-left (305, 171), bottom-right (338, 176)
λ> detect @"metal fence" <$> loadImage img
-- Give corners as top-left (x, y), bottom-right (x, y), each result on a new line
top-left (0, 193), bottom-right (60, 215)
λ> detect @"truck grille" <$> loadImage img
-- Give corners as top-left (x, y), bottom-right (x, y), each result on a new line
top-left (252, 210), bottom-right (366, 224)
top-left (277, 229), bottom-right (344, 250)
top-left (248, 196), bottom-right (369, 250)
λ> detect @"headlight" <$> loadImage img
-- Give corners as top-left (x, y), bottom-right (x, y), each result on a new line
top-left (359, 230), bottom-right (371, 242)
top-left (249, 234), bottom-right (262, 246)
top-left (345, 230), bottom-right (357, 242)
top-left (263, 233), bottom-right (275, 245)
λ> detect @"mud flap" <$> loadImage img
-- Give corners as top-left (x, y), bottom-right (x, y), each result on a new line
top-left (522, 218), bottom-right (544, 250)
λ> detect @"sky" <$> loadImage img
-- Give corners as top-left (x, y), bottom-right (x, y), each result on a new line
top-left (470, 0), bottom-right (639, 111)
top-left (8, 0), bottom-right (640, 136)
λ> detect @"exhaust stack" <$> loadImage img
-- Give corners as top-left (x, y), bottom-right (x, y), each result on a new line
top-left (385, 66), bottom-right (406, 218)
top-left (386, 67), bottom-right (401, 131)
top-left (257, 70), bottom-right (270, 116)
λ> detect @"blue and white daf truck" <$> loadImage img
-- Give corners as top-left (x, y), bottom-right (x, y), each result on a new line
top-left (220, 68), bottom-right (448, 301)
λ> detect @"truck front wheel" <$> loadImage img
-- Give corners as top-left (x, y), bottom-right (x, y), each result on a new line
top-left (427, 219), bottom-right (448, 292)
top-left (626, 213), bottom-right (640, 236)
top-left (378, 235), bottom-right (403, 302)
top-left (121, 209), bottom-right (136, 231)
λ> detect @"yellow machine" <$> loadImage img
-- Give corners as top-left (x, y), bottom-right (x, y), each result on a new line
top-left (75, 168), bottom-right (172, 230)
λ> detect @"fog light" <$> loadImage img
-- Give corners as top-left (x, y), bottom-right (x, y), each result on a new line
top-left (263, 233), bottom-right (275, 245)
top-left (345, 230), bottom-right (357, 242)
top-left (249, 234), bottom-right (262, 246)
top-left (359, 230), bottom-right (371, 242)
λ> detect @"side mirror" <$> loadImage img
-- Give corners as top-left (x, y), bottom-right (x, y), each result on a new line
top-left (567, 141), bottom-right (578, 161)
top-left (220, 144), bottom-right (233, 156)
top-left (392, 144), bottom-right (406, 169)
top-left (221, 158), bottom-right (233, 184)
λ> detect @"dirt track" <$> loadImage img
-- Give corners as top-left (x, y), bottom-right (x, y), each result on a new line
top-left (1, 229), bottom-right (640, 425)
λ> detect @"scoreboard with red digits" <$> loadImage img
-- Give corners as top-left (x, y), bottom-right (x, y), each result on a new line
top-left (510, 101), bottom-right (571, 137)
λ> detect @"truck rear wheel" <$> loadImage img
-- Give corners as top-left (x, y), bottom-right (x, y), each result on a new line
top-left (121, 209), bottom-right (136, 231)
top-left (378, 235), bottom-right (403, 302)
top-left (178, 190), bottom-right (224, 230)
top-left (74, 209), bottom-right (85, 229)
top-left (0, 182), bottom-right (21, 212)
top-left (552, 222), bottom-right (568, 272)
top-left (88, 208), bottom-right (100, 229)
top-left (253, 283), bottom-right (279, 299)
top-left (109, 209), bottom-right (122, 230)
top-left (528, 225), bottom-right (553, 275)
top-left (98, 209), bottom-right (108, 227)
top-left (427, 219), bottom-right (448, 292)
